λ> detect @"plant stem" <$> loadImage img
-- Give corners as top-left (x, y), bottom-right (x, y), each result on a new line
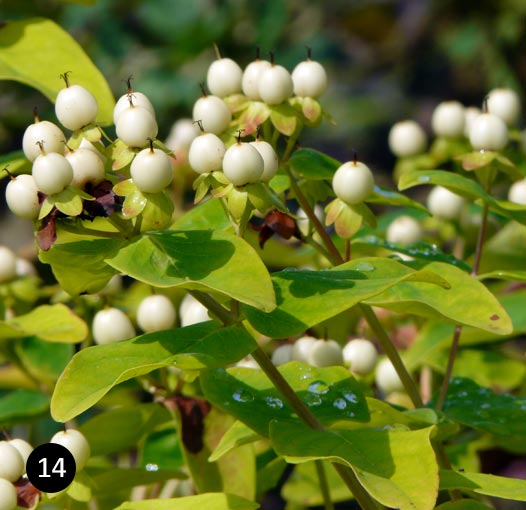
top-left (315, 460), bottom-right (334, 510)
top-left (470, 201), bottom-right (489, 277)
top-left (360, 304), bottom-right (423, 408)
top-left (332, 464), bottom-right (383, 510)
top-left (188, 290), bottom-right (236, 325)
top-left (345, 240), bottom-right (351, 261)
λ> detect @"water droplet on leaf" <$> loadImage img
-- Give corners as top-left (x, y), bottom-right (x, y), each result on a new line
top-left (265, 396), bottom-right (284, 409)
top-left (308, 381), bottom-right (330, 395)
top-left (232, 389), bottom-right (254, 403)
top-left (333, 398), bottom-right (347, 410)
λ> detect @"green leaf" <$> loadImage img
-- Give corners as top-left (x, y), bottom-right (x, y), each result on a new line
top-left (51, 323), bottom-right (257, 421)
top-left (201, 362), bottom-right (369, 437)
top-left (209, 420), bottom-right (260, 462)
top-left (270, 421), bottom-right (438, 510)
top-left (0, 389), bottom-right (50, 423)
top-left (172, 198), bottom-right (231, 231)
top-left (238, 101), bottom-right (270, 135)
top-left (439, 377), bottom-right (526, 436)
top-left (114, 493), bottom-right (259, 510)
top-left (289, 148), bottom-right (339, 180)
top-left (50, 187), bottom-right (85, 216)
top-left (399, 169), bottom-right (526, 225)
top-left (368, 185), bottom-right (428, 212)
top-left (140, 429), bottom-right (183, 470)
top-left (80, 404), bottom-right (171, 456)
top-left (440, 469), bottom-right (526, 501)
top-left (435, 500), bottom-right (494, 510)
top-left (478, 221), bottom-right (526, 273)
top-left (365, 261), bottom-right (512, 334)
top-left (39, 238), bottom-right (123, 295)
top-left (243, 257), bottom-right (448, 338)
top-left (122, 189), bottom-right (148, 218)
top-left (457, 150), bottom-right (497, 170)
top-left (0, 18), bottom-right (114, 125)
top-left (111, 141), bottom-right (137, 171)
top-left (269, 103), bottom-right (299, 136)
top-left (105, 230), bottom-right (275, 312)
top-left (0, 150), bottom-right (31, 177)
top-left (2, 304), bottom-right (87, 343)
top-left (139, 191), bottom-right (174, 231)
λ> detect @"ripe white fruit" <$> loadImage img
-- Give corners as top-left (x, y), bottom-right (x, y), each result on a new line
top-left (51, 429), bottom-right (90, 471)
top-left (508, 179), bottom-right (526, 205)
top-left (188, 132), bottom-right (226, 174)
top-left (131, 147), bottom-right (173, 193)
top-left (207, 57), bottom-right (243, 97)
top-left (115, 105), bottom-right (158, 148)
top-left (55, 83), bottom-right (98, 131)
top-left (0, 246), bottom-right (18, 284)
top-left (66, 148), bottom-right (105, 188)
top-left (137, 294), bottom-right (176, 332)
top-left (292, 58), bottom-right (328, 98)
top-left (32, 151), bottom-right (74, 195)
top-left (8, 438), bottom-right (33, 466)
top-left (22, 119), bottom-right (65, 162)
top-left (0, 441), bottom-right (25, 481)
top-left (192, 95), bottom-right (232, 135)
top-left (249, 140), bottom-right (279, 181)
top-left (92, 307), bottom-right (135, 345)
top-left (5, 174), bottom-right (41, 220)
top-left (0, 478), bottom-right (17, 510)
top-left (388, 120), bottom-right (427, 157)
top-left (332, 160), bottom-right (375, 205)
top-left (342, 338), bottom-right (378, 376)
top-left (179, 294), bottom-right (210, 327)
top-left (307, 339), bottom-right (343, 367)
top-left (487, 88), bottom-right (521, 126)
top-left (431, 100), bottom-right (465, 138)
top-left (463, 106), bottom-right (482, 137)
top-left (375, 358), bottom-right (404, 394)
top-left (165, 118), bottom-right (200, 153)
top-left (16, 258), bottom-right (37, 277)
top-left (427, 186), bottom-right (465, 221)
top-left (113, 92), bottom-right (155, 125)
top-left (386, 215), bottom-right (423, 244)
top-left (271, 344), bottom-right (294, 366)
top-left (222, 141), bottom-right (264, 186)
top-left (242, 58), bottom-right (272, 100)
top-left (469, 112), bottom-right (509, 151)
top-left (291, 336), bottom-right (317, 363)
top-left (258, 64), bottom-right (293, 105)
top-left (296, 204), bottom-right (324, 236)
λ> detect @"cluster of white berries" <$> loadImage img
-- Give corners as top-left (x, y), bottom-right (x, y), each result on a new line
top-left (91, 293), bottom-right (209, 345)
top-left (0, 430), bottom-right (90, 510)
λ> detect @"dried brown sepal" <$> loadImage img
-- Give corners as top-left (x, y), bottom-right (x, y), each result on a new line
top-left (82, 180), bottom-right (120, 217)
top-left (15, 478), bottom-right (41, 509)
top-left (37, 208), bottom-right (59, 251)
top-left (253, 209), bottom-right (302, 249)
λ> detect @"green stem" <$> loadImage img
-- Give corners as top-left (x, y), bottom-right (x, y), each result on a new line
top-left (360, 304), bottom-right (423, 408)
top-left (315, 460), bottom-right (334, 510)
top-left (332, 464), bottom-right (383, 510)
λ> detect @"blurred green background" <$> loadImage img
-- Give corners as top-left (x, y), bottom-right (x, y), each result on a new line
top-left (1, 0), bottom-right (524, 177)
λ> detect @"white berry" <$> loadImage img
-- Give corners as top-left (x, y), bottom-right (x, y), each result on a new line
top-left (0, 441), bottom-right (25, 482)
top-left (92, 307), bottom-right (135, 345)
top-left (292, 58), bottom-right (328, 98)
top-left (51, 429), bottom-right (90, 471)
top-left (137, 294), bottom-right (176, 332)
top-left (375, 358), bottom-right (404, 394)
top-left (207, 57), bottom-right (243, 97)
top-left (0, 246), bottom-right (18, 284)
top-left (342, 338), bottom-right (378, 376)
top-left (222, 141), bottom-right (264, 186)
top-left (307, 339), bottom-right (343, 367)
top-left (242, 59), bottom-right (271, 100)
top-left (192, 95), bottom-right (232, 135)
top-left (386, 215), bottom-right (423, 244)
top-left (388, 120), bottom-right (427, 157)
top-left (55, 83), bottom-right (98, 131)
top-left (258, 64), bottom-right (293, 105)
top-left (487, 88), bottom-right (521, 126)
top-left (32, 151), bottom-right (74, 195)
top-left (165, 118), bottom-right (200, 153)
top-left (131, 147), bottom-right (173, 193)
top-left (188, 132), bottom-right (226, 174)
top-left (271, 344), bottom-right (294, 366)
top-left (463, 106), bottom-right (482, 137)
top-left (5, 174), bottom-right (40, 220)
top-left (427, 186), bottom-right (465, 221)
top-left (508, 179), bottom-right (526, 205)
top-left (22, 119), bottom-right (65, 162)
top-left (332, 160), bottom-right (375, 205)
top-left (115, 105), bottom-right (158, 148)
top-left (66, 148), bottom-right (105, 188)
top-left (291, 336), bottom-right (317, 363)
top-left (0, 478), bottom-right (17, 510)
top-left (8, 439), bottom-right (33, 466)
top-left (249, 140), bottom-right (279, 181)
top-left (179, 294), bottom-right (210, 327)
top-left (431, 101), bottom-right (465, 138)
top-left (114, 92), bottom-right (155, 125)
top-left (469, 113), bottom-right (509, 151)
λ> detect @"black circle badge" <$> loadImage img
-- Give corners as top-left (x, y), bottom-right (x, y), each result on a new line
top-left (26, 443), bottom-right (76, 492)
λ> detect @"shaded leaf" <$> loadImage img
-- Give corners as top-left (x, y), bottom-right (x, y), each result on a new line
top-left (0, 389), bottom-right (49, 423)
top-left (289, 148), bottom-right (339, 180)
top-left (269, 103), bottom-right (299, 136)
top-left (114, 493), bottom-right (259, 510)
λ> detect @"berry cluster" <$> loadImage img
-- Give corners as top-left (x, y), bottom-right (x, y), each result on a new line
top-left (0, 429), bottom-right (89, 510)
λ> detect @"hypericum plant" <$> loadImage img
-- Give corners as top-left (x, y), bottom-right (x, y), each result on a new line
top-left (1, 16), bottom-right (526, 510)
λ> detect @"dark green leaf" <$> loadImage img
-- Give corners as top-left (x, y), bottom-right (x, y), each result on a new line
top-left (289, 148), bottom-right (339, 180)
top-left (0, 389), bottom-right (49, 423)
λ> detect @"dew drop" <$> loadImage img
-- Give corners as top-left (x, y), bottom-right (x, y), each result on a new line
top-left (333, 398), bottom-right (347, 410)
top-left (265, 396), bottom-right (284, 409)
top-left (146, 463), bottom-right (159, 472)
top-left (342, 392), bottom-right (358, 404)
top-left (418, 175), bottom-right (430, 183)
top-left (308, 381), bottom-right (330, 395)
top-left (304, 394), bottom-right (322, 407)
top-left (355, 261), bottom-right (375, 272)
top-left (232, 388), bottom-right (254, 403)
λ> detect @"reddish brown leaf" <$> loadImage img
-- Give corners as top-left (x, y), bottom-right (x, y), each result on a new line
top-left (37, 209), bottom-right (58, 251)
top-left (15, 478), bottom-right (41, 509)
